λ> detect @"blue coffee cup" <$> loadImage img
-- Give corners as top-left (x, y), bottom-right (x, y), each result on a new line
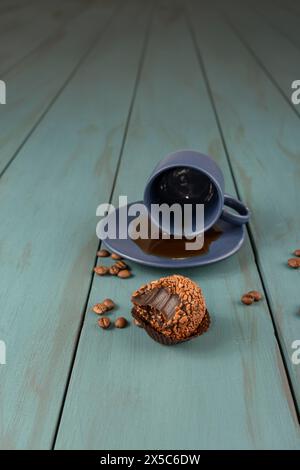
top-left (144, 150), bottom-right (250, 237)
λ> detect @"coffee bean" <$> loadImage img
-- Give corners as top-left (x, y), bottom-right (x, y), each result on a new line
top-left (92, 303), bottom-right (108, 315)
top-left (98, 317), bottom-right (111, 329)
top-left (247, 290), bottom-right (262, 302)
top-left (288, 258), bottom-right (300, 268)
top-left (94, 266), bottom-right (108, 276)
top-left (103, 298), bottom-right (115, 310)
top-left (115, 260), bottom-right (128, 270)
top-left (109, 265), bottom-right (120, 275)
top-left (97, 249), bottom-right (110, 257)
top-left (241, 294), bottom-right (254, 305)
top-left (115, 317), bottom-right (128, 328)
top-left (294, 249), bottom-right (300, 257)
top-left (117, 269), bottom-right (131, 279)
top-left (134, 319), bottom-right (142, 327)
top-left (111, 253), bottom-right (122, 260)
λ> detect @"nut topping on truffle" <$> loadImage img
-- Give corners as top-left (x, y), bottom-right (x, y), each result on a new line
top-left (131, 274), bottom-right (209, 344)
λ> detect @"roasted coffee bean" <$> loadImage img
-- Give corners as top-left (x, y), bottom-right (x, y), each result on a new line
top-left (92, 303), bottom-right (108, 315)
top-left (134, 319), bottom-right (142, 327)
top-left (115, 260), bottom-right (128, 270)
top-left (98, 317), bottom-right (111, 329)
top-left (247, 290), bottom-right (262, 302)
top-left (115, 317), bottom-right (128, 328)
top-left (103, 298), bottom-right (115, 310)
top-left (288, 258), bottom-right (300, 268)
top-left (109, 265), bottom-right (120, 275)
top-left (94, 266), bottom-right (108, 276)
top-left (241, 294), bottom-right (254, 305)
top-left (294, 249), bottom-right (300, 257)
top-left (97, 249), bottom-right (110, 257)
top-left (111, 253), bottom-right (122, 260)
top-left (117, 269), bottom-right (131, 279)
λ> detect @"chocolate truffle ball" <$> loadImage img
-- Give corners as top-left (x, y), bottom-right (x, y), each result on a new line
top-left (131, 274), bottom-right (209, 344)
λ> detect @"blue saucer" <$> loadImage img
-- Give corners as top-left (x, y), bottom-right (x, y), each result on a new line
top-left (102, 202), bottom-right (245, 268)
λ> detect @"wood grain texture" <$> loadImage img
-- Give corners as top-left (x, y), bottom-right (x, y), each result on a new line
top-left (187, 0), bottom-right (300, 413)
top-left (55, 1), bottom-right (300, 449)
top-left (222, 0), bottom-right (300, 115)
top-left (0, 0), bottom-right (90, 76)
top-left (253, 0), bottom-right (300, 50)
top-left (0, 0), bottom-right (151, 449)
top-left (0, 0), bottom-right (118, 175)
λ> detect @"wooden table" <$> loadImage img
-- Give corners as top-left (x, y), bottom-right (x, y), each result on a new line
top-left (0, 0), bottom-right (300, 450)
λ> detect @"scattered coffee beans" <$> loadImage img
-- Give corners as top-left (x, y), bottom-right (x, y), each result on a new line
top-left (288, 258), bottom-right (300, 268)
top-left (92, 303), bottom-right (108, 315)
top-left (118, 269), bottom-right (131, 279)
top-left (247, 290), bottom-right (262, 302)
top-left (294, 249), bottom-right (300, 257)
top-left (111, 253), bottom-right (122, 260)
top-left (98, 317), bottom-right (111, 329)
top-left (97, 249), bottom-right (110, 257)
top-left (115, 260), bottom-right (128, 270)
top-left (115, 317), bottom-right (128, 328)
top-left (103, 298), bottom-right (115, 310)
top-left (241, 290), bottom-right (263, 305)
top-left (241, 294), bottom-right (254, 305)
top-left (109, 265), bottom-right (120, 275)
top-left (94, 266), bottom-right (108, 276)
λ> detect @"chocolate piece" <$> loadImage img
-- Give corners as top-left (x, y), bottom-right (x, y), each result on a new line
top-left (131, 274), bottom-right (208, 344)
top-left (134, 287), bottom-right (179, 320)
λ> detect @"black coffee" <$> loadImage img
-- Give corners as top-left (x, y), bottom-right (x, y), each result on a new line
top-left (134, 225), bottom-right (222, 259)
top-left (151, 167), bottom-right (215, 206)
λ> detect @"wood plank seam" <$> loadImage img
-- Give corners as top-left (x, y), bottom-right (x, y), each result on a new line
top-left (184, 5), bottom-right (300, 425)
top-left (0, 0), bottom-right (122, 182)
top-left (221, 12), bottom-right (300, 122)
top-left (0, 1), bottom-right (84, 78)
top-left (251, 0), bottom-right (300, 55)
top-left (51, 0), bottom-right (156, 449)
top-left (0, 0), bottom-right (86, 76)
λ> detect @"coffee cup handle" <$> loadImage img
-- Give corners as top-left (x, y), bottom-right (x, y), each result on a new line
top-left (220, 194), bottom-right (250, 225)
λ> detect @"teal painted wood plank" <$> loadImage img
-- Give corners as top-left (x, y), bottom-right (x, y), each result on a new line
top-left (0, 0), bottom-right (90, 76)
top-left (253, 0), bottom-right (300, 49)
top-left (55, 1), bottom-right (300, 450)
top-left (0, 0), bottom-right (35, 16)
top-left (222, 0), bottom-right (300, 115)
top-left (0, 0), bottom-right (152, 449)
top-left (187, 0), bottom-right (300, 415)
top-left (0, 0), bottom-right (118, 175)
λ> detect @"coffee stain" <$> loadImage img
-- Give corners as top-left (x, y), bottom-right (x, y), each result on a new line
top-left (277, 139), bottom-right (300, 165)
top-left (235, 125), bottom-right (245, 143)
top-left (208, 138), bottom-right (223, 161)
top-left (78, 124), bottom-right (99, 136)
top-left (17, 242), bottom-right (32, 272)
top-left (94, 125), bottom-right (121, 178)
